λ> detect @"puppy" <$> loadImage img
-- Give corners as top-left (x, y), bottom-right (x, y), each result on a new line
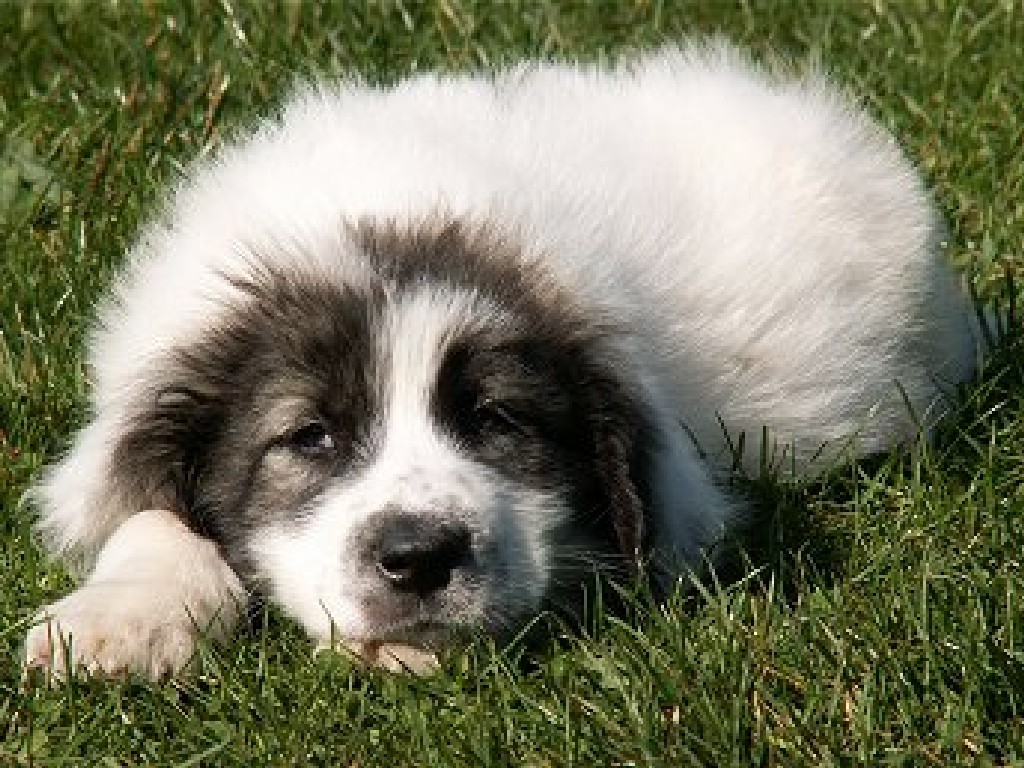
top-left (24, 43), bottom-right (977, 679)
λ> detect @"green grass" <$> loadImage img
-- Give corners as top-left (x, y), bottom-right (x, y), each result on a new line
top-left (2, 1), bottom-right (1023, 765)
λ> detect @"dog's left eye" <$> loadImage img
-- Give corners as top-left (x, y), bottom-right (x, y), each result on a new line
top-left (286, 422), bottom-right (336, 456)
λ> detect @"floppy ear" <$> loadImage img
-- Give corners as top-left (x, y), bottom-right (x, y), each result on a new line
top-left (29, 383), bottom-right (222, 570)
top-left (585, 376), bottom-right (657, 574)
top-left (598, 385), bottom-right (736, 582)
top-left (109, 385), bottom-right (224, 533)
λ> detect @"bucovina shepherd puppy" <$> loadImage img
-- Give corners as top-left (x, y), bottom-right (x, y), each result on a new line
top-left (24, 42), bottom-right (978, 678)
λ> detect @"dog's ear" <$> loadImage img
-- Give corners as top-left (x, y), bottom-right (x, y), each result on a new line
top-left (30, 381), bottom-right (223, 569)
top-left (585, 375), bottom-right (656, 573)
top-left (109, 384), bottom-right (223, 532)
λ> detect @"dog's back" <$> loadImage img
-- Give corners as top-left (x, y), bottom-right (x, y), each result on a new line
top-left (99, 43), bottom-right (977, 475)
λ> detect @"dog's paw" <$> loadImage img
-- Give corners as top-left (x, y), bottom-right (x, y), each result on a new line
top-left (23, 583), bottom-right (200, 682)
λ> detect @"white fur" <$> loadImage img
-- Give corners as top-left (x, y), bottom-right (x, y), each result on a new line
top-left (27, 43), bottom-right (977, 677)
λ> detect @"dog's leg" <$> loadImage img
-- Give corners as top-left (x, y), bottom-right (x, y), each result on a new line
top-left (24, 509), bottom-right (244, 681)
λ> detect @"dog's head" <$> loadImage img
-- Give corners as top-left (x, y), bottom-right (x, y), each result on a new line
top-left (108, 219), bottom-right (661, 650)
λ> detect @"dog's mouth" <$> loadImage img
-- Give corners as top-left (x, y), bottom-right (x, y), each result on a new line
top-left (355, 615), bottom-right (453, 645)
top-left (321, 588), bottom-right (494, 673)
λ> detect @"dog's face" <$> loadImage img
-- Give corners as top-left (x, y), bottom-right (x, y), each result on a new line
top-left (110, 221), bottom-right (656, 649)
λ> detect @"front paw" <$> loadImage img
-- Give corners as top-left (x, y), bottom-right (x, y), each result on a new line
top-left (24, 583), bottom-right (202, 682)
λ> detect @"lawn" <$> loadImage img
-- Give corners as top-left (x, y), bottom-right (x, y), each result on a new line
top-left (2, 1), bottom-right (1023, 765)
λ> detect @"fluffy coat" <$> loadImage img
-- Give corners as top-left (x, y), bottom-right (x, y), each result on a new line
top-left (25, 43), bottom-right (976, 678)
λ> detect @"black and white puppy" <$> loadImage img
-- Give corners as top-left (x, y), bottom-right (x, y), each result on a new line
top-left (25, 43), bottom-right (977, 677)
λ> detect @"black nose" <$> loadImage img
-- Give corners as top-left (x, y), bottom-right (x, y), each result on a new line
top-left (372, 517), bottom-right (473, 596)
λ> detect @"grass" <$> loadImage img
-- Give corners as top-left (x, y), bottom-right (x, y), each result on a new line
top-left (2, 1), bottom-right (1023, 765)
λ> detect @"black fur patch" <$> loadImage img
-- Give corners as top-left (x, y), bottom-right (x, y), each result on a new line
top-left (111, 271), bottom-right (385, 576)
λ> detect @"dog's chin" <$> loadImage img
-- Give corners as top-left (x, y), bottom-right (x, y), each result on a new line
top-left (355, 616), bottom-right (455, 647)
top-left (316, 636), bottom-right (443, 675)
top-left (316, 619), bottom-right (455, 675)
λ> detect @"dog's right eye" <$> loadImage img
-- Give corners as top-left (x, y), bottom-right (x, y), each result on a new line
top-left (286, 422), bottom-right (335, 457)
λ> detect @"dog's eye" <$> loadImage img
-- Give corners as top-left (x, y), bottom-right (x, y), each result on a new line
top-left (287, 422), bottom-right (335, 456)
top-left (474, 396), bottom-right (526, 434)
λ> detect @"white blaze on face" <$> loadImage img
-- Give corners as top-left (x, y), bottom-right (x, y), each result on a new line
top-left (248, 286), bottom-right (556, 644)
